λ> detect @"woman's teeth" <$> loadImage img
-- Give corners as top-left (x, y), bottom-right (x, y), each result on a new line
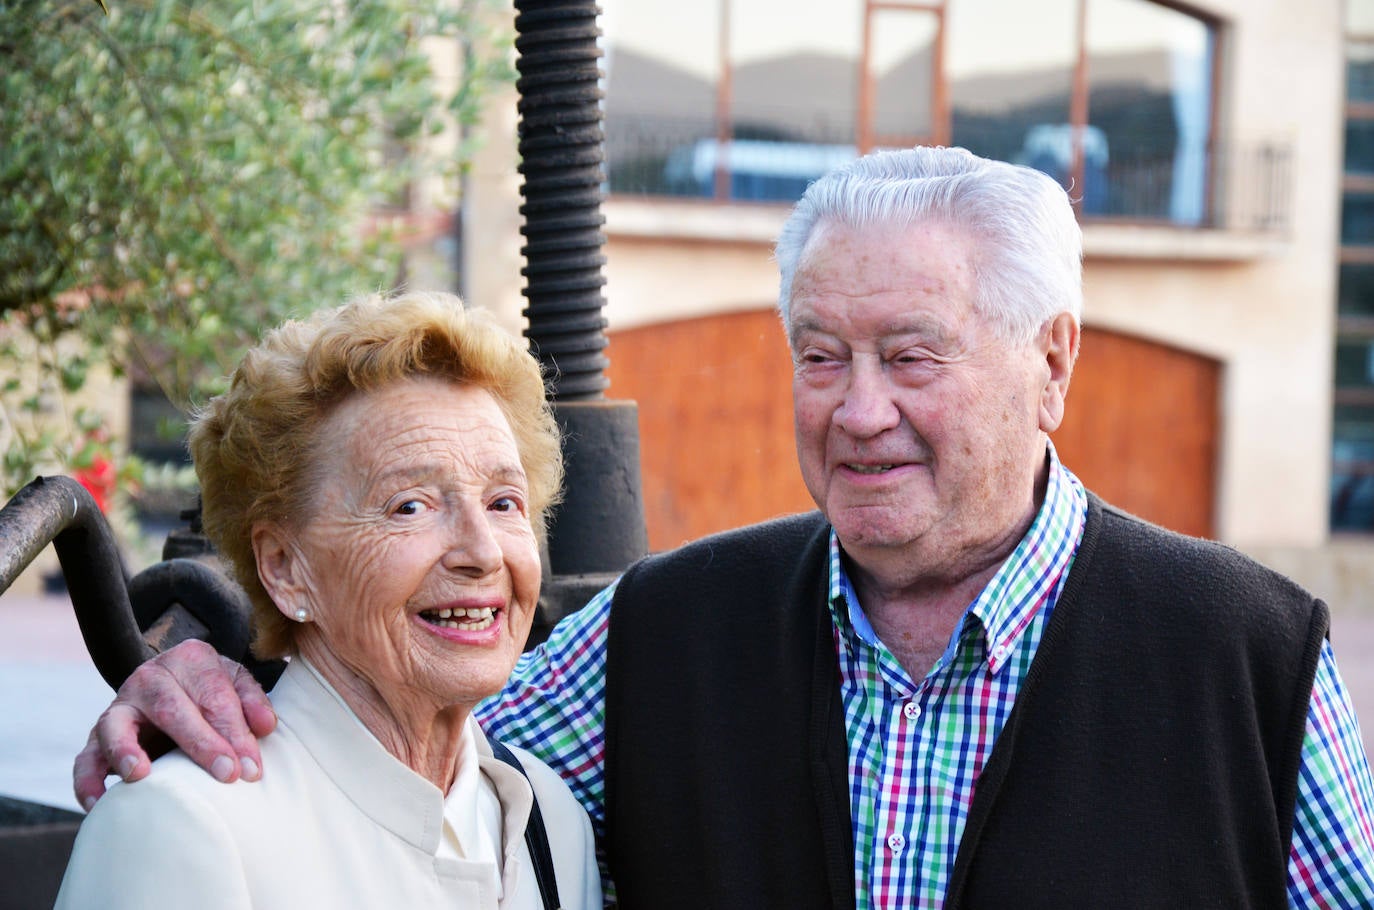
top-left (421, 607), bottom-right (497, 631)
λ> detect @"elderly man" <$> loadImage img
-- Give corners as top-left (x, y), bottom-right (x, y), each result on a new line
top-left (75, 147), bottom-right (1373, 909)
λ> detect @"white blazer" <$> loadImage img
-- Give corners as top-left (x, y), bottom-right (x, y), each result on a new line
top-left (56, 659), bottom-right (601, 909)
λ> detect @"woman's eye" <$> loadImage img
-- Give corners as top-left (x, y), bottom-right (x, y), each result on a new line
top-left (394, 499), bottom-right (425, 516)
top-left (490, 496), bottom-right (521, 514)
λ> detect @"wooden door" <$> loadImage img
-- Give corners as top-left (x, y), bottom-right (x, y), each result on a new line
top-left (1053, 326), bottom-right (1219, 538)
top-left (605, 309), bottom-right (812, 550)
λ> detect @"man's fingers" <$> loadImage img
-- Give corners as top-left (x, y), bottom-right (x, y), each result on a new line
top-left (92, 702), bottom-right (153, 782)
top-left (72, 700), bottom-right (161, 811)
top-left (215, 658), bottom-right (276, 780)
top-left (71, 640), bottom-right (274, 808)
top-left (228, 660), bottom-right (277, 738)
top-left (139, 658), bottom-right (245, 783)
top-left (130, 639), bottom-right (265, 780)
top-left (72, 728), bottom-right (112, 813)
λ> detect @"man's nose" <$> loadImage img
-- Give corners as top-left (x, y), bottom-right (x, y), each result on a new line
top-left (834, 355), bottom-right (901, 437)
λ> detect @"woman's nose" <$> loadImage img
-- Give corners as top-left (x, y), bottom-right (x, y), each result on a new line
top-left (442, 504), bottom-right (504, 577)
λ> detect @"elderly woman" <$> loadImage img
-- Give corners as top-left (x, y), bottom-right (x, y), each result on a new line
top-left (55, 292), bottom-right (600, 909)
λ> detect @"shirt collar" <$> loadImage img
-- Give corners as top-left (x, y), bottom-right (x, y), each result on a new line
top-left (827, 442), bottom-right (1087, 675)
top-left (276, 658), bottom-right (532, 862)
top-left (443, 719), bottom-right (487, 858)
top-left (472, 729), bottom-right (537, 873)
top-left (275, 658), bottom-right (450, 852)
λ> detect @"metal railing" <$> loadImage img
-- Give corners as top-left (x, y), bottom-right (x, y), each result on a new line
top-left (604, 113), bottom-right (1292, 234)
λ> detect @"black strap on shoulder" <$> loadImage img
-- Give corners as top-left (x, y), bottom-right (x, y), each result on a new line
top-left (488, 738), bottom-right (563, 910)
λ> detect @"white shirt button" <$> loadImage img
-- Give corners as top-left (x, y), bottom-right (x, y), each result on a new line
top-left (887, 833), bottom-right (906, 853)
top-left (903, 702), bottom-right (922, 721)
top-left (992, 643), bottom-right (1009, 662)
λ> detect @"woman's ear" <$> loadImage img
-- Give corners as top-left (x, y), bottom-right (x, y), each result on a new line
top-left (1038, 312), bottom-right (1080, 434)
top-left (253, 522), bottom-right (311, 622)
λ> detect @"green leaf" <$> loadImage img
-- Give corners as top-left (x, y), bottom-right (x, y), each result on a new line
top-left (59, 358), bottom-right (89, 393)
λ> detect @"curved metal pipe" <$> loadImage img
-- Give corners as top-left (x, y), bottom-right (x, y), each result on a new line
top-left (0, 475), bottom-right (153, 690)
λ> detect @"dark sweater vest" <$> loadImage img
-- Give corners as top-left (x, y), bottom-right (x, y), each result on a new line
top-left (602, 494), bottom-right (1327, 909)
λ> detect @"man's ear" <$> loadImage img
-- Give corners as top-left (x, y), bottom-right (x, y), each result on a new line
top-left (252, 523), bottom-right (311, 622)
top-left (1038, 312), bottom-right (1080, 434)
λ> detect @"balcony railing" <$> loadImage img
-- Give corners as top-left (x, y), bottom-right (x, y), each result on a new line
top-left (605, 114), bottom-right (1292, 235)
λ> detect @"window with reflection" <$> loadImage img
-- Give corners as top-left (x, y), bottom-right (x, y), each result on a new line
top-left (1349, 38), bottom-right (1374, 104)
top-left (1347, 119), bottom-right (1374, 175)
top-left (1332, 20), bottom-right (1374, 532)
top-left (601, 2), bottom-right (722, 197)
top-left (1344, 191), bottom-right (1374, 246)
top-left (1332, 404), bottom-right (1374, 531)
top-left (1339, 264), bottom-right (1374, 317)
top-left (1085, 0), bottom-right (1211, 222)
top-left (602, 0), bottom-right (863, 200)
top-left (1335, 340), bottom-right (1374, 389)
top-left (946, 0), bottom-right (1076, 168)
top-left (866, 6), bottom-right (939, 147)
top-left (727, 0), bottom-right (863, 200)
top-left (601, 0), bottom-right (1219, 221)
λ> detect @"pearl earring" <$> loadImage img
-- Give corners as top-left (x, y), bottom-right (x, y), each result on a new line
top-left (293, 608), bottom-right (309, 623)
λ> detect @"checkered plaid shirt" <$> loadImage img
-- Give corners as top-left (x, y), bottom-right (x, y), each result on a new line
top-left (477, 452), bottom-right (1374, 908)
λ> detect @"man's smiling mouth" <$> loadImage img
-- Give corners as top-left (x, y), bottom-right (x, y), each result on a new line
top-left (845, 463), bottom-right (896, 475)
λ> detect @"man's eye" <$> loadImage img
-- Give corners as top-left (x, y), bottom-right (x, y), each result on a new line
top-left (891, 349), bottom-right (932, 366)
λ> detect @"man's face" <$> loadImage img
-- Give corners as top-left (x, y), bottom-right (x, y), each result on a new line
top-left (788, 219), bottom-right (1061, 578)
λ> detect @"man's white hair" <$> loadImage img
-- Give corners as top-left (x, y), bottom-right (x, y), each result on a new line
top-left (774, 146), bottom-right (1083, 346)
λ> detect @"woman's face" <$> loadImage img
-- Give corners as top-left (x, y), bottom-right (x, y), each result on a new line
top-left (256, 376), bottom-right (541, 718)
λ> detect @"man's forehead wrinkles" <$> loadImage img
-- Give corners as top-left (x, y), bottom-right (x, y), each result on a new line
top-left (876, 312), bottom-right (951, 337)
top-left (791, 312), bottom-right (955, 343)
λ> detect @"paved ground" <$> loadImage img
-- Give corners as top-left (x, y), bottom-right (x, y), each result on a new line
top-left (0, 593), bottom-right (113, 811)
top-left (3, 591), bottom-right (1374, 813)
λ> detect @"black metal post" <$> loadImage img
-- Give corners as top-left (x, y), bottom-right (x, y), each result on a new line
top-left (513, 0), bottom-right (648, 641)
top-left (514, 0), bottom-right (609, 401)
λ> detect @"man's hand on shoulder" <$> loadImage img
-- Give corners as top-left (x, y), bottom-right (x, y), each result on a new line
top-left (72, 639), bottom-right (277, 812)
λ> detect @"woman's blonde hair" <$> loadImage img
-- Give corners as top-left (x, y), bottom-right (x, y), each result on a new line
top-left (189, 291), bottom-right (563, 658)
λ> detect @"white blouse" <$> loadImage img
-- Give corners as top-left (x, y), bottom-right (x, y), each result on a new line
top-left (55, 659), bottom-right (601, 909)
